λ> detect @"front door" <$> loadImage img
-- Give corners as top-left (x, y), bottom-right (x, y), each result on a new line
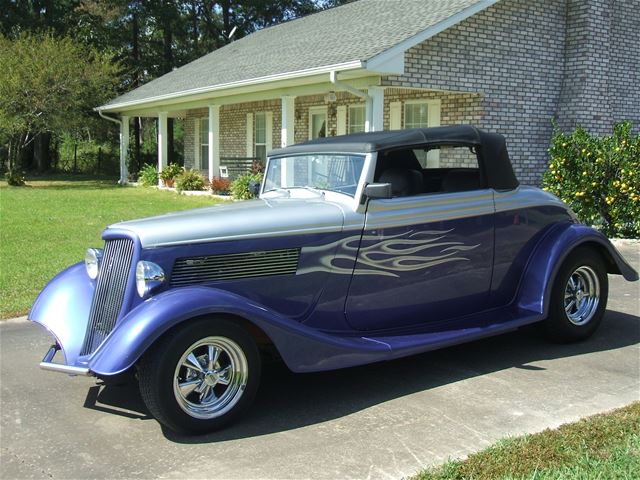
top-left (345, 144), bottom-right (495, 332)
top-left (345, 190), bottom-right (495, 332)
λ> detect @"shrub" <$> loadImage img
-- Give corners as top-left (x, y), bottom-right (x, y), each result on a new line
top-left (159, 163), bottom-right (183, 187)
top-left (231, 172), bottom-right (263, 200)
top-left (138, 164), bottom-right (158, 187)
top-left (210, 176), bottom-right (231, 194)
top-left (542, 121), bottom-right (639, 238)
top-left (5, 169), bottom-right (26, 186)
top-left (175, 169), bottom-right (205, 192)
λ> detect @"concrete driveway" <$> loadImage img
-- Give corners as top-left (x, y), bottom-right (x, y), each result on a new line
top-left (1, 242), bottom-right (638, 479)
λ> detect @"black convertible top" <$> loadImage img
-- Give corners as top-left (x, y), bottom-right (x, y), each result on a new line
top-left (269, 125), bottom-right (519, 190)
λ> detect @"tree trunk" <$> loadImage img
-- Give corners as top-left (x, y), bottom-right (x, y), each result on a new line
top-left (132, 10), bottom-right (142, 172)
top-left (33, 132), bottom-right (51, 172)
top-left (162, 9), bottom-right (174, 164)
top-left (134, 117), bottom-right (141, 172)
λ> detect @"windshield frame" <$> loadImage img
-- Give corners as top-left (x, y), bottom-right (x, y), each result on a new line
top-left (261, 152), bottom-right (369, 199)
top-left (261, 152), bottom-right (375, 211)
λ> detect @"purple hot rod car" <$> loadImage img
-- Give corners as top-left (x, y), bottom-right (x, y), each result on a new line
top-left (30, 125), bottom-right (638, 433)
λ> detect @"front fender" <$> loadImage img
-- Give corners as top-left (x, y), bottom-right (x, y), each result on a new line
top-left (89, 286), bottom-right (388, 376)
top-left (517, 223), bottom-right (638, 316)
top-left (28, 262), bottom-right (94, 366)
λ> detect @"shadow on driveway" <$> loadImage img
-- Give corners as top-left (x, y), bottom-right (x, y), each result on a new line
top-left (84, 310), bottom-right (639, 443)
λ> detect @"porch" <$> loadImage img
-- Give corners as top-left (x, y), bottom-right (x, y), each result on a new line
top-left (112, 83), bottom-right (482, 184)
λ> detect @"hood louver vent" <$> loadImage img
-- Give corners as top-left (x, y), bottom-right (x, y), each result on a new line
top-left (171, 248), bottom-right (300, 286)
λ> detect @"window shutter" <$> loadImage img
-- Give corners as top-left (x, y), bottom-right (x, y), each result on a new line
top-left (389, 102), bottom-right (402, 130)
top-left (265, 111), bottom-right (273, 154)
top-left (428, 100), bottom-right (441, 127)
top-left (194, 118), bottom-right (200, 169)
top-left (336, 105), bottom-right (347, 136)
top-left (246, 113), bottom-right (253, 157)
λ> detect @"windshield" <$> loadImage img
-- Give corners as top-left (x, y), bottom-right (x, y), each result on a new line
top-left (263, 154), bottom-right (365, 197)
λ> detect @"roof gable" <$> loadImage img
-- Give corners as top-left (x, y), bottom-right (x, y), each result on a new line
top-left (103, 0), bottom-right (499, 109)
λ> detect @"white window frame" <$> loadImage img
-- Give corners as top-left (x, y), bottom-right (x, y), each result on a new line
top-left (308, 106), bottom-right (328, 140)
top-left (255, 112), bottom-right (267, 160)
top-left (348, 104), bottom-right (366, 134)
top-left (404, 99), bottom-right (441, 167)
top-left (403, 99), bottom-right (441, 129)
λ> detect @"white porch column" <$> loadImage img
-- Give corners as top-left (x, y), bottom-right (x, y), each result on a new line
top-left (281, 95), bottom-right (296, 147)
top-left (208, 104), bottom-right (220, 180)
top-left (157, 111), bottom-right (168, 184)
top-left (119, 115), bottom-right (129, 184)
top-left (366, 86), bottom-right (384, 132)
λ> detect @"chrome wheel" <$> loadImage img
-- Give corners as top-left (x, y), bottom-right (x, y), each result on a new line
top-left (564, 266), bottom-right (600, 326)
top-left (173, 336), bottom-right (248, 420)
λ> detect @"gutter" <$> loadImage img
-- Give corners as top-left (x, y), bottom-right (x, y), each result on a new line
top-left (96, 109), bottom-right (128, 185)
top-left (99, 60), bottom-right (364, 112)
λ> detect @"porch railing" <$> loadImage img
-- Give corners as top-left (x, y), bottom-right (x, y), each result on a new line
top-left (219, 156), bottom-right (264, 179)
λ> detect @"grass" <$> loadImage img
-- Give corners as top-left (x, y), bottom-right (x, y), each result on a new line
top-left (415, 402), bottom-right (640, 480)
top-left (0, 176), bottom-right (226, 319)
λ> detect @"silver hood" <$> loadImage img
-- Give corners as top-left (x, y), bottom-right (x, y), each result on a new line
top-left (108, 198), bottom-right (347, 248)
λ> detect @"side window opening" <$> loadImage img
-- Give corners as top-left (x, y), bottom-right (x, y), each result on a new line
top-left (374, 145), bottom-right (484, 197)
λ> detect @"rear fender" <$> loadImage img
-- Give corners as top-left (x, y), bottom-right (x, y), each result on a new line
top-left (89, 286), bottom-right (387, 376)
top-left (517, 223), bottom-right (638, 316)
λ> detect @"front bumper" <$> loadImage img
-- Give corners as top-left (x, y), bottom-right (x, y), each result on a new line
top-left (40, 344), bottom-right (91, 376)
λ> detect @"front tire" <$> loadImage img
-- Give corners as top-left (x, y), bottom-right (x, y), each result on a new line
top-left (544, 247), bottom-right (608, 342)
top-left (138, 317), bottom-right (261, 434)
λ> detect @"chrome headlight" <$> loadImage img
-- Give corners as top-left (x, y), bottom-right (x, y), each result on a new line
top-left (85, 248), bottom-right (104, 280)
top-left (136, 261), bottom-right (165, 298)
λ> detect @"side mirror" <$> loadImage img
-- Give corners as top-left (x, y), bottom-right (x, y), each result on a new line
top-left (249, 180), bottom-right (261, 198)
top-left (364, 183), bottom-right (392, 199)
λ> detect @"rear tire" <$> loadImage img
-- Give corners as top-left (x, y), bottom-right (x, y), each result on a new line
top-left (544, 247), bottom-right (608, 342)
top-left (138, 317), bottom-right (261, 434)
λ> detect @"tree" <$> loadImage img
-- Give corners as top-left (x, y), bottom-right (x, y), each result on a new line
top-left (0, 32), bottom-right (122, 171)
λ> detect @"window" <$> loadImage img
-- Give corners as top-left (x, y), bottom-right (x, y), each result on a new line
top-left (348, 105), bottom-right (365, 134)
top-left (200, 118), bottom-right (209, 169)
top-left (404, 102), bottom-right (429, 129)
top-left (255, 112), bottom-right (267, 161)
top-left (404, 100), bottom-right (441, 167)
top-left (309, 107), bottom-right (327, 140)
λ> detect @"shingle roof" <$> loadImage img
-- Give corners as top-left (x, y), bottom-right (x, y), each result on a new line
top-left (103, 0), bottom-right (492, 108)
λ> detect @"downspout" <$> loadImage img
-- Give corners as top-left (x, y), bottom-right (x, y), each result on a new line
top-left (97, 109), bottom-right (127, 185)
top-left (329, 71), bottom-right (370, 100)
top-left (329, 71), bottom-right (374, 132)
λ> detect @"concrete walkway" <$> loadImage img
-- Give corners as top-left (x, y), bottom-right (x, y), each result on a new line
top-left (1, 243), bottom-right (638, 479)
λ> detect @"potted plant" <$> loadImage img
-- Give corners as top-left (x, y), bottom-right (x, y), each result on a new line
top-left (159, 163), bottom-right (183, 188)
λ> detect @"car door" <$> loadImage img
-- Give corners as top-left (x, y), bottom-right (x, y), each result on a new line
top-left (345, 146), bottom-right (495, 332)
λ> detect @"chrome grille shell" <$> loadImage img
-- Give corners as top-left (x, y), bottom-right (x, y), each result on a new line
top-left (171, 248), bottom-right (300, 286)
top-left (80, 238), bottom-right (135, 356)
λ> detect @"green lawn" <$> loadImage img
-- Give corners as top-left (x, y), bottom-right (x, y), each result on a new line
top-left (0, 176), bottom-right (226, 319)
top-left (415, 402), bottom-right (640, 480)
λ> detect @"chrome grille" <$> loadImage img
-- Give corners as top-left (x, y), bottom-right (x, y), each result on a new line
top-left (80, 238), bottom-right (135, 356)
top-left (171, 248), bottom-right (300, 286)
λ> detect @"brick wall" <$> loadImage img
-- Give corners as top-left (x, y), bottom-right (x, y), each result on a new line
top-left (558, 0), bottom-right (640, 133)
top-left (382, 0), bottom-right (568, 184)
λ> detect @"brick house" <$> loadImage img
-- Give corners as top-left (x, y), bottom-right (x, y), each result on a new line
top-left (98, 0), bottom-right (639, 186)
